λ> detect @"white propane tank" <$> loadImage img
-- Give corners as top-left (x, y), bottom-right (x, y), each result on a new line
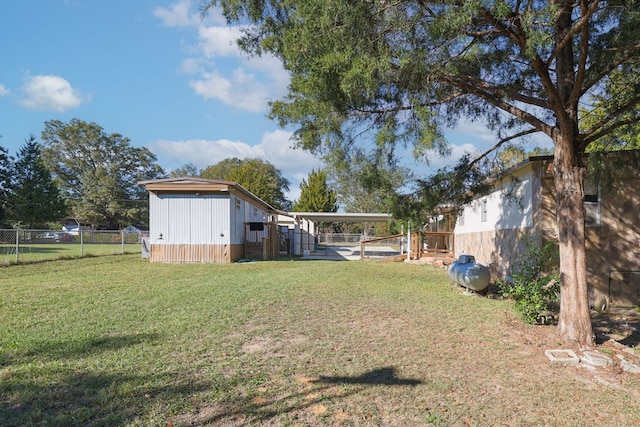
top-left (448, 254), bottom-right (491, 292)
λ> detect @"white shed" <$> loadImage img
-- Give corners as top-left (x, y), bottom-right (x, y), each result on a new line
top-left (138, 177), bottom-right (282, 263)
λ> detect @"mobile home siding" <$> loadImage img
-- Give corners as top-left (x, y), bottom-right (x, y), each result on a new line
top-left (454, 156), bottom-right (640, 307)
top-left (454, 165), bottom-right (536, 275)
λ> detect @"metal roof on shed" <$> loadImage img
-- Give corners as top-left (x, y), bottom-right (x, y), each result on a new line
top-left (138, 177), bottom-right (282, 214)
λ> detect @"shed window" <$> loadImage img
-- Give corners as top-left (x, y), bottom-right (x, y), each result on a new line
top-left (249, 222), bottom-right (264, 231)
top-left (584, 179), bottom-right (601, 227)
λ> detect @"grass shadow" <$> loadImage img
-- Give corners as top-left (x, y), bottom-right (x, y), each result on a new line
top-left (592, 308), bottom-right (640, 347)
top-left (0, 369), bottom-right (214, 426)
top-left (178, 367), bottom-right (420, 425)
top-left (619, 330), bottom-right (640, 347)
top-left (311, 367), bottom-right (422, 386)
top-left (0, 333), bottom-right (161, 368)
top-left (179, 382), bottom-right (359, 425)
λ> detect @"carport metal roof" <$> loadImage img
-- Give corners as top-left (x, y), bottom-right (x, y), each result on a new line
top-left (286, 212), bottom-right (392, 222)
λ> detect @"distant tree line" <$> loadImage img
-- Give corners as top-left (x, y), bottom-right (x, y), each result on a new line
top-left (1, 118), bottom-right (409, 233)
top-left (0, 119), bottom-right (166, 230)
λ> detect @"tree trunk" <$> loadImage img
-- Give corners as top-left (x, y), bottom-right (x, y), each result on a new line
top-left (553, 137), bottom-right (595, 348)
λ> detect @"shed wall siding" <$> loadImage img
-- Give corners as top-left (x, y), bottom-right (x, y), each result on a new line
top-left (149, 193), bottom-right (231, 245)
top-left (230, 195), bottom-right (245, 245)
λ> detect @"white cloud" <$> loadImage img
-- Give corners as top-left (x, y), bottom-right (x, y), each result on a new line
top-left (19, 75), bottom-right (87, 112)
top-left (157, 0), bottom-right (290, 113)
top-left (258, 129), bottom-right (324, 175)
top-left (148, 130), bottom-right (323, 202)
top-left (446, 118), bottom-right (497, 144)
top-left (189, 68), bottom-right (271, 113)
top-left (198, 25), bottom-right (245, 58)
top-left (0, 84), bottom-right (10, 96)
top-left (153, 0), bottom-right (199, 27)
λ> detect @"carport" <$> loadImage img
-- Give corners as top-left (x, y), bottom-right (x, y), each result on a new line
top-left (285, 212), bottom-right (392, 257)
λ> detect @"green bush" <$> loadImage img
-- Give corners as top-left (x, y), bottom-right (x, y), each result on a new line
top-left (498, 237), bottom-right (560, 325)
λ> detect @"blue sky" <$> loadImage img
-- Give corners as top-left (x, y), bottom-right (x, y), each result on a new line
top-left (0, 0), bottom-right (542, 201)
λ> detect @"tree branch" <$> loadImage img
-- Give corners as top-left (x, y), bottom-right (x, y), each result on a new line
top-left (467, 128), bottom-right (541, 170)
top-left (462, 75), bottom-right (550, 109)
top-left (584, 96), bottom-right (640, 136)
top-left (350, 90), bottom-right (464, 116)
top-left (581, 42), bottom-right (640, 95)
top-left (479, 5), bottom-right (565, 118)
top-left (447, 75), bottom-right (555, 137)
top-left (582, 116), bottom-right (640, 149)
top-left (570, 0), bottom-right (593, 105)
top-left (581, 97), bottom-right (640, 148)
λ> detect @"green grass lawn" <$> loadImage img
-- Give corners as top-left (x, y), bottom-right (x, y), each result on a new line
top-left (0, 243), bottom-right (140, 264)
top-left (1, 255), bottom-right (639, 426)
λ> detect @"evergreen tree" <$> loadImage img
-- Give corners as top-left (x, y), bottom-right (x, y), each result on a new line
top-left (0, 143), bottom-right (13, 227)
top-left (292, 169), bottom-right (337, 212)
top-left (5, 136), bottom-right (66, 228)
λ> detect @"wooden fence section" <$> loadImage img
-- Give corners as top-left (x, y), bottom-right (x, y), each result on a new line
top-left (360, 231), bottom-right (454, 261)
top-left (243, 222), bottom-right (279, 260)
top-left (420, 231), bottom-right (454, 256)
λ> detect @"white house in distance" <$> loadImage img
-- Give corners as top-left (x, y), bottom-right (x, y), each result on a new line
top-left (138, 177), bottom-right (285, 263)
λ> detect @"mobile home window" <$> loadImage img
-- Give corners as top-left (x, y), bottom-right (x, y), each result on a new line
top-left (584, 179), bottom-right (601, 227)
top-left (457, 208), bottom-right (465, 226)
top-left (481, 199), bottom-right (488, 222)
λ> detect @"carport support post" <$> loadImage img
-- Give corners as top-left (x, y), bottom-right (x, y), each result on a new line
top-left (293, 215), bottom-right (301, 256)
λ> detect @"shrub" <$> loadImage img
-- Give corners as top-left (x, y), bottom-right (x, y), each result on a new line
top-left (497, 236), bottom-right (560, 325)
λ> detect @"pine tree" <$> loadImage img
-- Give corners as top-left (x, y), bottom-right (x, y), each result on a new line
top-left (0, 143), bottom-right (13, 227)
top-left (6, 135), bottom-right (66, 228)
top-left (292, 169), bottom-right (338, 212)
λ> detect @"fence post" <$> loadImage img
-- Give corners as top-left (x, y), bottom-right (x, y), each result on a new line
top-left (15, 229), bottom-right (20, 264)
top-left (80, 229), bottom-right (84, 257)
top-left (406, 224), bottom-right (411, 261)
top-left (121, 230), bottom-right (125, 254)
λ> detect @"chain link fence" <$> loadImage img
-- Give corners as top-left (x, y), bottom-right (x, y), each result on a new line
top-left (0, 229), bottom-right (144, 265)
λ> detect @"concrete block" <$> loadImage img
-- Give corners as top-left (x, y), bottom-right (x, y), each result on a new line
top-left (580, 350), bottom-right (614, 367)
top-left (617, 355), bottom-right (640, 374)
top-left (545, 349), bottom-right (580, 365)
